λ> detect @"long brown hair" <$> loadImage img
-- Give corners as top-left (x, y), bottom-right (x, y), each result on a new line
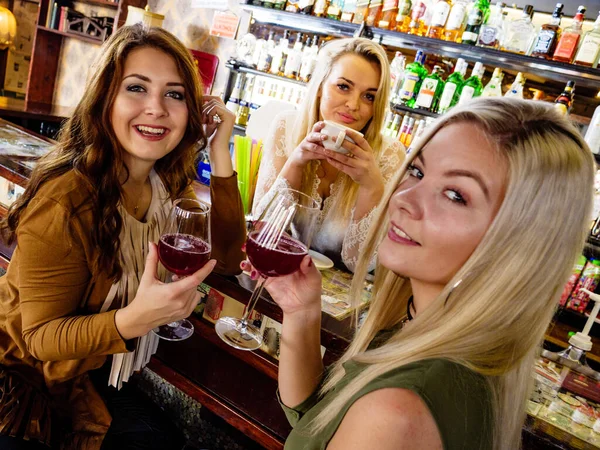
top-left (1, 24), bottom-right (207, 281)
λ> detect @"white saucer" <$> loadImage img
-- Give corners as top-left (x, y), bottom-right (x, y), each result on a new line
top-left (308, 250), bottom-right (334, 270)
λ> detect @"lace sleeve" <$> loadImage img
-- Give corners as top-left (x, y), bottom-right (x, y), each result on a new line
top-left (341, 139), bottom-right (406, 272)
top-left (252, 113), bottom-right (292, 218)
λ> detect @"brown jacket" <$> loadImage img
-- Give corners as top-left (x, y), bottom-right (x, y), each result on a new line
top-left (0, 170), bottom-right (245, 448)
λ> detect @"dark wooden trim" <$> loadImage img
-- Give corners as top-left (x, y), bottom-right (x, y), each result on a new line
top-left (36, 26), bottom-right (104, 45)
top-left (27, 25), bottom-right (62, 104)
top-left (147, 358), bottom-right (285, 450)
top-left (75, 0), bottom-right (119, 8)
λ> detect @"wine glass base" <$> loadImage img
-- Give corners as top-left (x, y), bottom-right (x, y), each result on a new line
top-left (152, 319), bottom-right (194, 341)
top-left (215, 316), bottom-right (263, 351)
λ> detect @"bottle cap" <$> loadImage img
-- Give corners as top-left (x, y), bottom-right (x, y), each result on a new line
top-left (415, 50), bottom-right (426, 64)
top-left (577, 5), bottom-right (587, 15)
top-left (523, 5), bottom-right (534, 16)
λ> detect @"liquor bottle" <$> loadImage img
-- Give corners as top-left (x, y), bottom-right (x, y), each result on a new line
top-left (394, 0), bottom-right (412, 33)
top-left (299, 36), bottom-right (320, 81)
top-left (481, 67), bottom-right (504, 97)
top-left (404, 117), bottom-right (417, 146)
top-left (313, 0), bottom-right (329, 16)
top-left (477, 1), bottom-right (506, 49)
top-left (408, 1), bottom-right (428, 36)
top-left (257, 31), bottom-right (276, 72)
top-left (504, 72), bottom-right (526, 98)
top-left (585, 105), bottom-right (600, 154)
top-left (442, 0), bottom-right (468, 42)
top-left (436, 58), bottom-right (468, 114)
top-left (273, 0), bottom-right (287, 9)
top-left (298, 0), bottom-right (316, 13)
top-left (341, 0), bottom-right (357, 21)
top-left (262, 0), bottom-right (274, 7)
top-left (500, 4), bottom-right (535, 54)
top-left (389, 51), bottom-right (406, 103)
top-left (457, 62), bottom-right (485, 106)
top-left (574, 11), bottom-right (600, 67)
top-left (461, 0), bottom-right (490, 45)
top-left (226, 72), bottom-right (245, 113)
top-left (415, 65), bottom-right (446, 112)
top-left (284, 33), bottom-right (305, 78)
top-left (366, 0), bottom-right (383, 25)
top-left (397, 50), bottom-right (427, 108)
top-left (270, 31), bottom-right (290, 75)
top-left (353, 0), bottom-right (370, 23)
top-left (252, 35), bottom-right (268, 68)
top-left (327, 0), bottom-right (344, 19)
top-left (285, 0), bottom-right (301, 12)
top-left (554, 80), bottom-right (575, 116)
top-left (398, 114), bottom-right (411, 142)
top-left (426, 0), bottom-right (451, 39)
top-left (378, 0), bottom-right (398, 29)
top-left (383, 111), bottom-right (395, 136)
top-left (235, 75), bottom-right (255, 127)
top-left (390, 113), bottom-right (402, 138)
top-left (530, 3), bottom-right (564, 59)
top-left (553, 6), bottom-right (586, 63)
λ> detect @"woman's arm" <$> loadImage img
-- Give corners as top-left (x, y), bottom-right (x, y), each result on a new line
top-left (327, 388), bottom-right (443, 450)
top-left (18, 196), bottom-right (131, 361)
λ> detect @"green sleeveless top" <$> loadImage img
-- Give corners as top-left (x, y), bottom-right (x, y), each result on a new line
top-left (280, 332), bottom-right (493, 450)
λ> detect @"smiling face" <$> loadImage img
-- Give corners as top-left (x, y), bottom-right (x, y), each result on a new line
top-left (110, 46), bottom-right (189, 168)
top-left (318, 53), bottom-right (380, 132)
top-left (378, 122), bottom-right (508, 289)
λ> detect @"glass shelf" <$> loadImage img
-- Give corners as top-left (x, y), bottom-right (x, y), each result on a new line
top-left (243, 5), bottom-right (600, 89)
top-left (225, 61), bottom-right (307, 87)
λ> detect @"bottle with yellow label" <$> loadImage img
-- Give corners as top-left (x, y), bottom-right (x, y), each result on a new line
top-left (554, 81), bottom-right (575, 116)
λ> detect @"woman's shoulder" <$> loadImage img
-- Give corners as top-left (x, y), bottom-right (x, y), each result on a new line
top-left (33, 170), bottom-right (94, 211)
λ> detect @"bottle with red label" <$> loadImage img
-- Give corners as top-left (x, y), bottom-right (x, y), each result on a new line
top-left (553, 5), bottom-right (586, 63)
top-left (408, 0), bottom-right (428, 36)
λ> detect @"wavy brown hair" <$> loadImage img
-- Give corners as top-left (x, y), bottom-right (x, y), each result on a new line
top-left (0, 24), bottom-right (207, 281)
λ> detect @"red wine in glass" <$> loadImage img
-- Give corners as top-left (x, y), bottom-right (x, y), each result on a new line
top-left (246, 231), bottom-right (307, 277)
top-left (158, 233), bottom-right (211, 276)
top-left (215, 188), bottom-right (319, 351)
top-left (153, 198), bottom-right (211, 342)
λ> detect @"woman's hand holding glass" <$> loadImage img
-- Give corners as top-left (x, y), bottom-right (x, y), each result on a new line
top-left (115, 243), bottom-right (216, 341)
top-left (288, 122), bottom-right (329, 169)
top-left (241, 255), bottom-right (322, 317)
top-left (323, 128), bottom-right (385, 194)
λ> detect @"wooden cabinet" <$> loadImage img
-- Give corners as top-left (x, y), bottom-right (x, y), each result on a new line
top-left (27, 0), bottom-right (145, 104)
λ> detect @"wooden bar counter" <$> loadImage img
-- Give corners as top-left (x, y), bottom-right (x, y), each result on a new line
top-left (0, 117), bottom-right (595, 450)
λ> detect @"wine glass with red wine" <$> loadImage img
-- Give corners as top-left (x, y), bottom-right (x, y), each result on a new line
top-left (215, 188), bottom-right (320, 351)
top-left (153, 198), bottom-right (211, 341)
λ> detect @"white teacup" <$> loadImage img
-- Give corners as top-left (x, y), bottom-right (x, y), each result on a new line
top-left (321, 120), bottom-right (363, 155)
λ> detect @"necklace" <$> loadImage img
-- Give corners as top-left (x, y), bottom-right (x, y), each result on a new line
top-left (124, 179), bottom-right (149, 217)
top-left (406, 296), bottom-right (414, 321)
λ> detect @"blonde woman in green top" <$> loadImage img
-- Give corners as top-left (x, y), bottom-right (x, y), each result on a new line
top-left (243, 97), bottom-right (594, 449)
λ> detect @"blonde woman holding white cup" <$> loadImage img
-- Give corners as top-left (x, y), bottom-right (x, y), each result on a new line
top-left (252, 38), bottom-right (404, 272)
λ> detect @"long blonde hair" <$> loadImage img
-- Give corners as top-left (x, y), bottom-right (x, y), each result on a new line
top-left (293, 38), bottom-right (390, 224)
top-left (313, 98), bottom-right (595, 449)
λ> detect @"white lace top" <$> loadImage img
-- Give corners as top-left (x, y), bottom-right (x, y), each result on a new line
top-left (252, 111), bottom-right (405, 272)
top-left (100, 170), bottom-right (171, 389)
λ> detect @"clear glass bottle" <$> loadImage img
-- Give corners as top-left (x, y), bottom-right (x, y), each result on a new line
top-left (226, 72), bottom-right (245, 114)
top-left (394, 0), bottom-right (412, 32)
top-left (442, 0), bottom-right (468, 42)
top-left (426, 0), bottom-right (451, 39)
top-left (436, 58), bottom-right (467, 114)
top-left (341, 0), bottom-right (358, 21)
top-left (477, 1), bottom-right (506, 49)
top-left (457, 62), bottom-right (484, 106)
top-left (530, 2), bottom-right (564, 59)
top-left (574, 11), bottom-right (600, 67)
top-left (481, 67), bottom-right (504, 97)
top-left (378, 0), bottom-right (398, 29)
top-left (585, 105), bottom-right (600, 155)
top-left (257, 31), bottom-right (276, 72)
top-left (270, 31), bottom-right (290, 75)
top-left (284, 33), bottom-right (305, 79)
top-left (553, 5), bottom-right (586, 63)
top-left (299, 36), bottom-right (320, 82)
top-left (504, 72), bottom-right (526, 98)
top-left (408, 0), bottom-right (428, 36)
top-left (500, 4), bottom-right (535, 54)
top-left (389, 51), bottom-right (406, 104)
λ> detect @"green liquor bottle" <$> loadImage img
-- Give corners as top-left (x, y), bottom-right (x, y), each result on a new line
top-left (397, 50), bottom-right (427, 108)
top-left (461, 0), bottom-right (490, 45)
top-left (415, 65), bottom-right (446, 112)
top-left (436, 58), bottom-right (467, 114)
top-left (457, 62), bottom-right (485, 106)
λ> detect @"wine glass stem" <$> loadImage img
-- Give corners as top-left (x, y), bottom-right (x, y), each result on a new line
top-left (240, 276), bottom-right (267, 329)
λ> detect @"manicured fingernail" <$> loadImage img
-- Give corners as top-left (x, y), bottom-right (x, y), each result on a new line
top-left (321, 134), bottom-right (327, 140)
top-left (308, 259), bottom-right (313, 267)
top-left (241, 243), bottom-right (246, 252)
top-left (240, 261), bottom-right (247, 270)
top-left (250, 270), bottom-right (257, 278)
